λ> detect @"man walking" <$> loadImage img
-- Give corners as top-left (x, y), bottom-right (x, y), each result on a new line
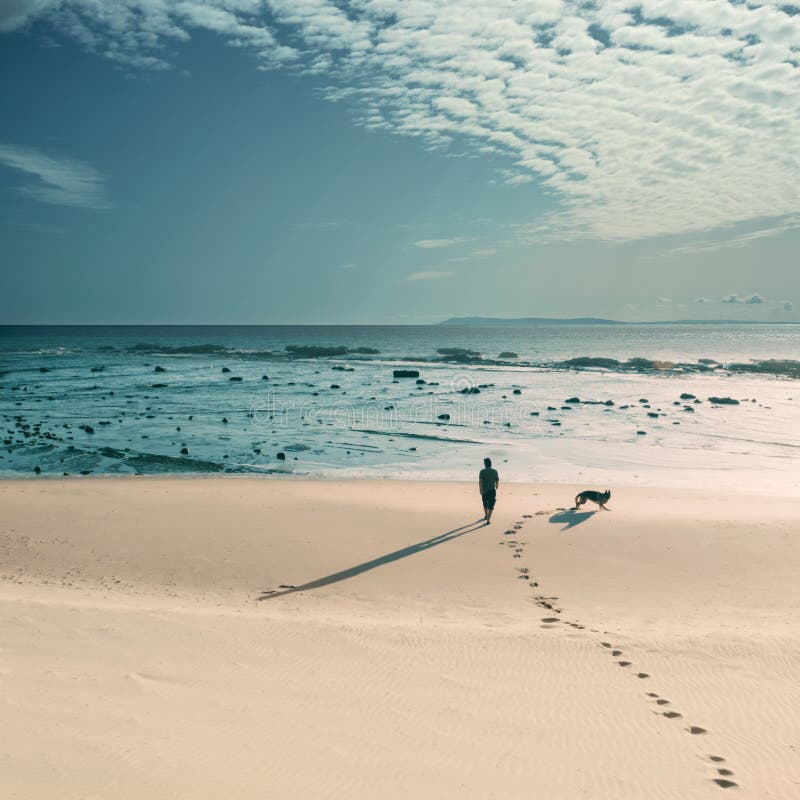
top-left (479, 457), bottom-right (499, 524)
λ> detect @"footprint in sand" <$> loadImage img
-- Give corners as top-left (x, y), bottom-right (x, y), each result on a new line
top-left (717, 769), bottom-right (734, 777)
top-left (656, 698), bottom-right (670, 705)
top-left (541, 617), bottom-right (560, 623)
top-left (611, 649), bottom-right (622, 656)
top-left (636, 673), bottom-right (650, 679)
top-left (709, 756), bottom-right (725, 763)
top-left (617, 661), bottom-right (632, 667)
top-left (687, 726), bottom-right (707, 735)
top-left (713, 779), bottom-right (738, 789)
top-left (663, 711), bottom-right (682, 719)
top-left (600, 642), bottom-right (612, 648)
top-left (522, 514), bottom-right (532, 518)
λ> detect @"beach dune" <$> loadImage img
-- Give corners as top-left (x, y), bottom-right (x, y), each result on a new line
top-left (2, 479), bottom-right (798, 799)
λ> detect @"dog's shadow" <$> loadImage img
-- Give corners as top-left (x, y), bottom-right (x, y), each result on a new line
top-left (549, 508), bottom-right (595, 531)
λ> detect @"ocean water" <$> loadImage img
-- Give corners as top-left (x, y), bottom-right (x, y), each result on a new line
top-left (2, 324), bottom-right (799, 493)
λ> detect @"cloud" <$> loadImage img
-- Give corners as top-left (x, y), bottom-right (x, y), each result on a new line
top-left (657, 297), bottom-right (670, 305)
top-left (472, 248), bottom-right (496, 256)
top-left (694, 297), bottom-right (710, 304)
top-left (0, 0), bottom-right (54, 32)
top-left (414, 238), bottom-right (467, 249)
top-left (0, 142), bottom-right (109, 208)
top-left (8, 2), bottom-right (800, 241)
top-left (721, 293), bottom-right (766, 305)
top-left (404, 270), bottom-right (455, 282)
top-left (781, 301), bottom-right (793, 312)
top-left (645, 218), bottom-right (800, 259)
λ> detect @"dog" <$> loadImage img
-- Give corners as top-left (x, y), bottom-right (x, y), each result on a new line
top-left (573, 489), bottom-right (611, 510)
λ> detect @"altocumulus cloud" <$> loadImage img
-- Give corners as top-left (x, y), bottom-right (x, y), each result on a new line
top-left (721, 293), bottom-right (766, 305)
top-left (404, 270), bottom-right (455, 282)
top-left (6, 1), bottom-right (800, 240)
top-left (0, 142), bottom-right (109, 209)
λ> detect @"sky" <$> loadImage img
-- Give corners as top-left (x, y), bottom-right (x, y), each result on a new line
top-left (1, 0), bottom-right (799, 324)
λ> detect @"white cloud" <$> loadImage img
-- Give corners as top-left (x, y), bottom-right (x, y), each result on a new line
top-left (8, 1), bottom-right (800, 241)
top-left (721, 293), bottom-right (766, 305)
top-left (414, 238), bottom-right (467, 249)
top-left (694, 297), bottom-right (710, 304)
top-left (781, 301), bottom-right (793, 312)
top-left (0, 142), bottom-right (109, 208)
top-left (645, 217), bottom-right (800, 259)
top-left (404, 270), bottom-right (455, 282)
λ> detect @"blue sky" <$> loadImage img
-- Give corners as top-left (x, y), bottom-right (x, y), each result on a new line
top-left (1, 1), bottom-right (799, 324)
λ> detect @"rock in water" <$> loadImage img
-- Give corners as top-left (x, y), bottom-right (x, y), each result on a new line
top-left (393, 369), bottom-right (419, 378)
top-left (708, 396), bottom-right (740, 405)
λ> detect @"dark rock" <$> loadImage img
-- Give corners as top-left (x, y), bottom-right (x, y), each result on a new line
top-left (416, 378), bottom-right (426, 385)
top-left (393, 369), bottom-right (420, 378)
top-left (330, 384), bottom-right (341, 389)
top-left (437, 347), bottom-right (480, 357)
top-left (565, 397), bottom-right (580, 404)
top-left (34, 465), bottom-right (41, 474)
top-left (647, 412), bottom-right (659, 418)
top-left (530, 411), bottom-right (539, 416)
top-left (680, 392), bottom-right (696, 400)
top-left (229, 376), bottom-right (243, 382)
top-left (80, 424), bottom-right (95, 434)
top-left (222, 417), bottom-right (228, 423)
top-left (348, 347), bottom-right (380, 354)
top-left (513, 389), bottom-right (522, 395)
top-left (222, 367), bottom-right (231, 373)
top-left (154, 366), bottom-right (167, 373)
top-left (437, 413), bottom-right (451, 421)
top-left (39, 367), bottom-right (50, 373)
top-left (499, 351), bottom-right (518, 358)
top-left (180, 447), bottom-right (189, 455)
top-left (697, 358), bottom-right (718, 365)
top-left (286, 345), bottom-right (348, 358)
top-left (460, 387), bottom-right (480, 394)
top-left (639, 398), bottom-right (648, 403)
top-left (604, 400), bottom-right (614, 406)
top-left (562, 357), bottom-right (620, 369)
top-left (626, 357), bottom-right (655, 369)
top-left (708, 396), bottom-right (740, 405)
top-left (262, 375), bottom-right (269, 380)
top-left (276, 452), bottom-right (286, 460)
top-left (90, 366), bottom-right (105, 372)
top-left (636, 430), bottom-right (647, 435)
top-left (151, 383), bottom-right (167, 388)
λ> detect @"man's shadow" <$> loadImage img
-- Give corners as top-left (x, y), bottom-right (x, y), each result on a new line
top-left (549, 508), bottom-right (595, 532)
top-left (258, 518), bottom-right (487, 600)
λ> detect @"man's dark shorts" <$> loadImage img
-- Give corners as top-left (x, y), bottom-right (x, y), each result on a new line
top-left (481, 489), bottom-right (496, 510)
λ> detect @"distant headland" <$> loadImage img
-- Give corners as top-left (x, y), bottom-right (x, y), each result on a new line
top-left (438, 317), bottom-right (796, 326)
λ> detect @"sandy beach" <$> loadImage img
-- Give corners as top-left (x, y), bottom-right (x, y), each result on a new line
top-left (2, 478), bottom-right (798, 799)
